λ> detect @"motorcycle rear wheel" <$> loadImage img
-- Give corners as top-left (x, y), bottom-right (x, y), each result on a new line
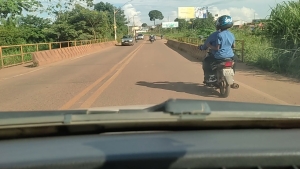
top-left (219, 80), bottom-right (230, 98)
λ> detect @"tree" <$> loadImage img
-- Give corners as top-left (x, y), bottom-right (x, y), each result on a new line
top-left (148, 10), bottom-right (164, 25)
top-left (43, 0), bottom-right (93, 15)
top-left (94, 2), bottom-right (128, 38)
top-left (0, 1), bottom-right (129, 46)
top-left (18, 15), bottom-right (52, 43)
top-left (77, 5), bottom-right (109, 39)
top-left (0, 0), bottom-right (42, 19)
top-left (192, 12), bottom-right (215, 30)
top-left (142, 23), bottom-right (147, 27)
top-left (45, 4), bottom-right (111, 42)
top-left (174, 18), bottom-right (188, 31)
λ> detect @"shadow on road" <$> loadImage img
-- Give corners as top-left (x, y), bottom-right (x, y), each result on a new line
top-left (136, 81), bottom-right (220, 98)
top-left (24, 64), bottom-right (35, 68)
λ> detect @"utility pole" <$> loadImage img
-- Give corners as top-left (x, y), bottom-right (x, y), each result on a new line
top-left (131, 15), bottom-right (137, 37)
top-left (113, 0), bottom-right (132, 41)
top-left (133, 16), bottom-right (135, 27)
top-left (127, 16), bottom-right (130, 34)
top-left (113, 8), bottom-right (117, 40)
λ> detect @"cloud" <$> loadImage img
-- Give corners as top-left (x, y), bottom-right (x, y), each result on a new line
top-left (122, 3), bottom-right (142, 26)
top-left (162, 11), bottom-right (177, 22)
top-left (209, 6), bottom-right (258, 22)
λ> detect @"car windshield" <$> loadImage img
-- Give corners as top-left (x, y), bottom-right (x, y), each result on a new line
top-left (0, 0), bottom-right (299, 124)
top-left (123, 35), bottom-right (132, 38)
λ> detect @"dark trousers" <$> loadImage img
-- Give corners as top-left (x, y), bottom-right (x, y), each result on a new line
top-left (202, 54), bottom-right (237, 80)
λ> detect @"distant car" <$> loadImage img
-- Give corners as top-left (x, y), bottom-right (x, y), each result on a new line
top-left (137, 34), bottom-right (144, 40)
top-left (121, 35), bottom-right (134, 46)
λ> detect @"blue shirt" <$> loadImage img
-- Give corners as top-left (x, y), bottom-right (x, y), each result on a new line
top-left (202, 31), bottom-right (219, 55)
top-left (214, 30), bottom-right (235, 59)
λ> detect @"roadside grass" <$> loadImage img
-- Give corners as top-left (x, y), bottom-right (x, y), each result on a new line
top-left (232, 29), bottom-right (300, 78)
top-left (164, 27), bottom-right (300, 79)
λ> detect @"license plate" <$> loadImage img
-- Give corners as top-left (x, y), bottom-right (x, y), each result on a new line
top-left (223, 69), bottom-right (234, 76)
top-left (125, 42), bottom-right (128, 43)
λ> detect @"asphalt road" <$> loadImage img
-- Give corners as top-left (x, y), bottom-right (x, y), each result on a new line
top-left (0, 39), bottom-right (300, 111)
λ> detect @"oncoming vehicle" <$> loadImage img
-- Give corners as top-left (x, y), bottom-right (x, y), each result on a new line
top-left (121, 35), bottom-right (134, 46)
top-left (149, 35), bottom-right (155, 43)
top-left (137, 34), bottom-right (144, 40)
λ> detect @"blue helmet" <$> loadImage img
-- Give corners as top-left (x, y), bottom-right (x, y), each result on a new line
top-left (216, 15), bottom-right (233, 30)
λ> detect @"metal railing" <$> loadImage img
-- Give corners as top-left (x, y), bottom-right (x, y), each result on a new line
top-left (0, 38), bottom-right (113, 69)
top-left (167, 37), bottom-right (245, 62)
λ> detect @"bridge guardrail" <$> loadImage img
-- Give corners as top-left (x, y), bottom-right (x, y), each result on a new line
top-left (0, 38), bottom-right (112, 69)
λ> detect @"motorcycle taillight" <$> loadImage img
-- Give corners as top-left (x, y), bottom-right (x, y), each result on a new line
top-left (224, 61), bottom-right (233, 67)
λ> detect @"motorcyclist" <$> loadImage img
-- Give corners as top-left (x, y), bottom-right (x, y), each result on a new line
top-left (199, 26), bottom-right (220, 83)
top-left (149, 34), bottom-right (155, 41)
top-left (199, 15), bottom-right (236, 83)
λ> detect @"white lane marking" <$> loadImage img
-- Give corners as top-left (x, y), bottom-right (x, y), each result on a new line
top-left (0, 67), bottom-right (45, 81)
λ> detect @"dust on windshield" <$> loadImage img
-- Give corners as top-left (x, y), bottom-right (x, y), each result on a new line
top-left (0, 0), bottom-right (299, 112)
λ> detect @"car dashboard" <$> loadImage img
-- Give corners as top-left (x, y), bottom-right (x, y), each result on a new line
top-left (1, 129), bottom-right (300, 169)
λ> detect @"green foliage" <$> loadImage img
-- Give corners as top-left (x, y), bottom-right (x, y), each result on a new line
top-left (265, 1), bottom-right (300, 49)
top-left (157, 13), bottom-right (215, 38)
top-left (0, 0), bottom-right (129, 67)
top-left (0, 0), bottom-right (42, 19)
top-left (0, 1), bottom-right (128, 45)
top-left (43, 0), bottom-right (93, 15)
top-left (94, 1), bottom-right (128, 39)
top-left (148, 10), bottom-right (164, 25)
top-left (164, 1), bottom-right (300, 78)
top-left (142, 23), bottom-right (147, 27)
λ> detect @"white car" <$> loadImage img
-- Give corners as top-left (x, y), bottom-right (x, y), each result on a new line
top-left (137, 34), bottom-right (144, 40)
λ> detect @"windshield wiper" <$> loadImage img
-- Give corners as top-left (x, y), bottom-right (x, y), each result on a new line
top-left (0, 99), bottom-right (211, 127)
top-left (1, 99), bottom-right (300, 128)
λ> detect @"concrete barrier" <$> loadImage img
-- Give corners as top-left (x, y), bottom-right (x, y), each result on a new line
top-left (166, 39), bottom-right (207, 61)
top-left (32, 41), bottom-right (117, 67)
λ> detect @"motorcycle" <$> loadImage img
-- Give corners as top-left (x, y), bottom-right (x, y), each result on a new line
top-left (204, 55), bottom-right (239, 98)
top-left (150, 38), bottom-right (154, 43)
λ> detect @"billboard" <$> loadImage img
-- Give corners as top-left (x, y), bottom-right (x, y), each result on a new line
top-left (178, 7), bottom-right (195, 19)
top-left (195, 7), bottom-right (207, 19)
top-left (162, 22), bottom-right (179, 28)
top-left (178, 7), bottom-right (208, 19)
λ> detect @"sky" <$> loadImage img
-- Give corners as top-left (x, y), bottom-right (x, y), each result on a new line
top-left (97, 0), bottom-right (286, 26)
top-left (28, 0), bottom-right (286, 26)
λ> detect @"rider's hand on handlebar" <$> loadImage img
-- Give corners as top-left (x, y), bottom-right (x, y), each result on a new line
top-left (199, 45), bottom-right (205, 51)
